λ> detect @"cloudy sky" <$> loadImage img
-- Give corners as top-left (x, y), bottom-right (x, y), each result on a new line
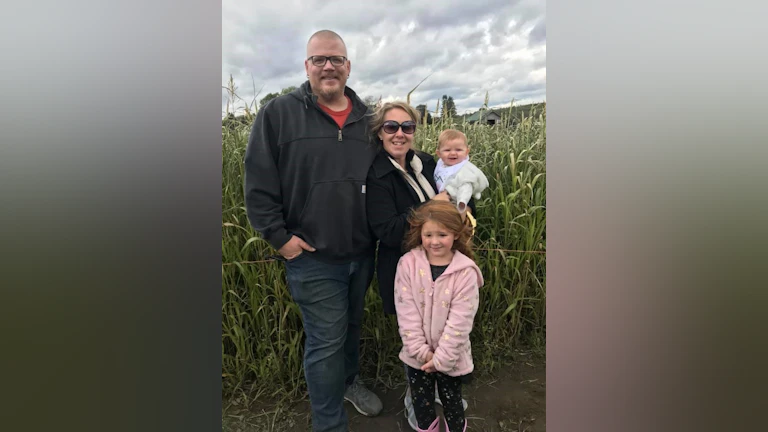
top-left (222, 0), bottom-right (545, 117)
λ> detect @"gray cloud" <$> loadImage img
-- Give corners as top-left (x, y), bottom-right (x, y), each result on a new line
top-left (223, 0), bottom-right (546, 116)
top-left (529, 19), bottom-right (546, 47)
top-left (461, 30), bottom-right (486, 49)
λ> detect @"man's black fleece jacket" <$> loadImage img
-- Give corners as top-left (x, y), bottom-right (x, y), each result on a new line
top-left (243, 81), bottom-right (378, 264)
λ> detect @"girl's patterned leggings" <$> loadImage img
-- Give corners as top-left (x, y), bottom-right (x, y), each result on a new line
top-left (406, 365), bottom-right (465, 431)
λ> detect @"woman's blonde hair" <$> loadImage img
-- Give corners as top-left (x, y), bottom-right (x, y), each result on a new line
top-left (369, 101), bottom-right (421, 149)
top-left (403, 200), bottom-right (474, 260)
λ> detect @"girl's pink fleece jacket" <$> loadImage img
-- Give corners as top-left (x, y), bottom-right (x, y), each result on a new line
top-left (394, 247), bottom-right (484, 377)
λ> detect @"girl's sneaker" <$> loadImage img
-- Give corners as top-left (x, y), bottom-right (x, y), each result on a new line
top-left (417, 417), bottom-right (440, 432)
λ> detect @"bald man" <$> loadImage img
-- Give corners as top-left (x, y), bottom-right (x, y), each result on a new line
top-left (244, 30), bottom-right (382, 432)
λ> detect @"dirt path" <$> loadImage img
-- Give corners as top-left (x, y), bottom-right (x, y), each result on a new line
top-left (224, 352), bottom-right (544, 432)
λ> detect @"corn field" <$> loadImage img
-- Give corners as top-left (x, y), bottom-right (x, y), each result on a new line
top-left (221, 99), bottom-right (546, 402)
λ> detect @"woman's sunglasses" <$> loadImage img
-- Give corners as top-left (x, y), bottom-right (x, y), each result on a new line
top-left (382, 120), bottom-right (416, 135)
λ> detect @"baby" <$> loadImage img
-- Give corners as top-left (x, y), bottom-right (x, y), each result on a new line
top-left (433, 129), bottom-right (489, 213)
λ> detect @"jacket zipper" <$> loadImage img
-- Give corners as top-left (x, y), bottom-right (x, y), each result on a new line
top-left (306, 92), bottom-right (366, 143)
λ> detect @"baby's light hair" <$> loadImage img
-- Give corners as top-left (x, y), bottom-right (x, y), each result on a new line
top-left (437, 129), bottom-right (468, 149)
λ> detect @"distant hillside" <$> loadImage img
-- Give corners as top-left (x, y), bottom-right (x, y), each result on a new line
top-left (454, 102), bottom-right (546, 125)
top-left (222, 102), bottom-right (546, 131)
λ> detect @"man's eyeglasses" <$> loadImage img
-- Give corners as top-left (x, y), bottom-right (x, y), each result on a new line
top-left (307, 55), bottom-right (347, 67)
top-left (382, 120), bottom-right (417, 135)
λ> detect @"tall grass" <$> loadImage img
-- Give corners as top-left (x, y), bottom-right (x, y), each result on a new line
top-left (221, 97), bottom-right (546, 402)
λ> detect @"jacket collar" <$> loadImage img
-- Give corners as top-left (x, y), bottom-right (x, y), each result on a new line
top-left (371, 148), bottom-right (418, 179)
top-left (291, 80), bottom-right (370, 121)
top-left (410, 247), bottom-right (484, 285)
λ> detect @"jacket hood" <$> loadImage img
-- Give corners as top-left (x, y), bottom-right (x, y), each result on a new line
top-left (409, 247), bottom-right (484, 287)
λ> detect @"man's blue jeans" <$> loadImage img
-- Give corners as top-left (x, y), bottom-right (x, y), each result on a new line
top-left (285, 251), bottom-right (375, 432)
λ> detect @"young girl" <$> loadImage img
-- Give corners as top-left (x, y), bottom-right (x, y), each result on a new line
top-left (394, 200), bottom-right (484, 432)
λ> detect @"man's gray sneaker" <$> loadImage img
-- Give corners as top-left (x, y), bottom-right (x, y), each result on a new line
top-left (344, 376), bottom-right (383, 416)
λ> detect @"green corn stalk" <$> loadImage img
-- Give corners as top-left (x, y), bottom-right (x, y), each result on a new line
top-left (221, 96), bottom-right (546, 404)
